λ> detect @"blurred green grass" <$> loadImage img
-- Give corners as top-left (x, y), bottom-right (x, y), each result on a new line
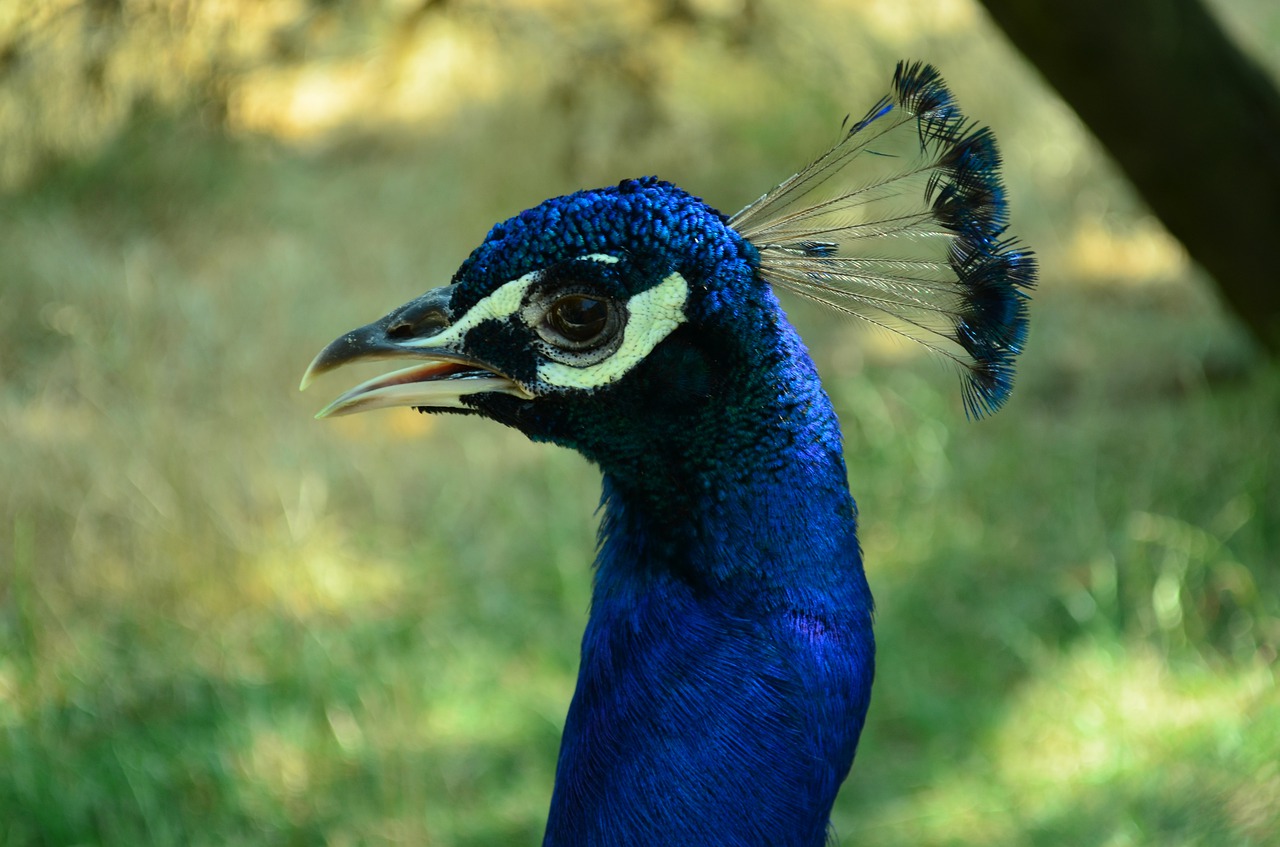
top-left (3, 2), bottom-right (1279, 845)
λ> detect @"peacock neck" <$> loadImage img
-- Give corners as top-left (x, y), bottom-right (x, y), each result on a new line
top-left (543, 347), bottom-right (876, 847)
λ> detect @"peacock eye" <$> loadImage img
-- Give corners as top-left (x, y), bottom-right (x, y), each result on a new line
top-left (543, 294), bottom-right (615, 349)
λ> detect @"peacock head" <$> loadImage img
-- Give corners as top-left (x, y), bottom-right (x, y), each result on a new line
top-left (302, 63), bottom-right (1036, 481)
top-left (300, 178), bottom-right (791, 480)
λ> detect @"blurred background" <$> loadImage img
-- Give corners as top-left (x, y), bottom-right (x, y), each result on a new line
top-left (1, 0), bottom-right (1277, 844)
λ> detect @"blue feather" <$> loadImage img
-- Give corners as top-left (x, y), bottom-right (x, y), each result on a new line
top-left (302, 60), bottom-right (1033, 846)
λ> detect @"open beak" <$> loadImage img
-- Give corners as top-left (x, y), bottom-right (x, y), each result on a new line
top-left (300, 286), bottom-right (533, 418)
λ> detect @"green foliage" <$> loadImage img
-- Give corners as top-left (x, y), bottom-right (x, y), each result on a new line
top-left (2, 5), bottom-right (1278, 843)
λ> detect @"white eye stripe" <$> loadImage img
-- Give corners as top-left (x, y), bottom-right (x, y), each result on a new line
top-left (402, 270), bottom-right (539, 351)
top-left (401, 255), bottom-right (618, 351)
top-left (405, 265), bottom-right (689, 394)
top-left (537, 272), bottom-right (688, 391)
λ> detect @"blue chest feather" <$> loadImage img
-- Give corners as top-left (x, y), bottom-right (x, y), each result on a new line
top-left (303, 61), bottom-right (1033, 847)
top-left (545, 319), bottom-right (874, 847)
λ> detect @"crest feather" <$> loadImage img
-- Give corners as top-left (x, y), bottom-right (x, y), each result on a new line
top-left (731, 61), bottom-right (1036, 417)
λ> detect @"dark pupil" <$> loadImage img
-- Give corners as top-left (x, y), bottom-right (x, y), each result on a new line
top-left (550, 295), bottom-right (609, 343)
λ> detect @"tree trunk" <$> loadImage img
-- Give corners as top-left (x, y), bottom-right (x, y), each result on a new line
top-left (976, 0), bottom-right (1280, 354)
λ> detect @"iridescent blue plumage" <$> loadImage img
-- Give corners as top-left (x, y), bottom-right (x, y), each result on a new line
top-left (452, 176), bottom-right (753, 306)
top-left (303, 61), bottom-right (1033, 846)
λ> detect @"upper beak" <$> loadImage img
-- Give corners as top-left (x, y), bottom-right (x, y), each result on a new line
top-left (300, 285), bottom-right (532, 418)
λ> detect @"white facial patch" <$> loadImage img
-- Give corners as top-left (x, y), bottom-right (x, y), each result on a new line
top-left (402, 262), bottom-right (688, 395)
top-left (537, 272), bottom-right (689, 391)
top-left (403, 270), bottom-right (539, 351)
top-left (402, 256), bottom-right (619, 353)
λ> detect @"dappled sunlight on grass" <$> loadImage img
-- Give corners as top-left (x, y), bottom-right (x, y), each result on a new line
top-left (2, 0), bottom-right (1279, 844)
top-left (243, 530), bottom-right (411, 621)
top-left (240, 722), bottom-right (314, 818)
top-left (841, 644), bottom-right (1278, 846)
top-left (1065, 215), bottom-right (1190, 284)
top-left (230, 18), bottom-right (507, 142)
top-left (998, 644), bottom-right (1274, 784)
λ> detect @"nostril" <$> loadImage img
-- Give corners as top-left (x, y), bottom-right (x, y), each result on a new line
top-left (419, 312), bottom-right (448, 333)
top-left (387, 311), bottom-right (449, 341)
top-left (384, 287), bottom-right (454, 342)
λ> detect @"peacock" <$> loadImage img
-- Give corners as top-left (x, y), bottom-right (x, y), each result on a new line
top-left (302, 62), bottom-right (1034, 846)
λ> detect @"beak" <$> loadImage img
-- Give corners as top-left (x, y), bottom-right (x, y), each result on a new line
top-left (301, 285), bottom-right (533, 418)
